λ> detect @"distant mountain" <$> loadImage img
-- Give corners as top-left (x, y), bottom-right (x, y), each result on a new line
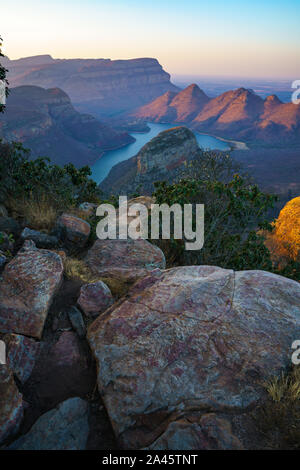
top-left (133, 84), bottom-right (209, 122)
top-left (0, 86), bottom-right (134, 167)
top-left (100, 126), bottom-right (200, 195)
top-left (131, 86), bottom-right (300, 144)
top-left (3, 55), bottom-right (179, 118)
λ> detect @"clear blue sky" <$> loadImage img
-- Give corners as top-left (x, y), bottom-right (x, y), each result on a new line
top-left (1, 0), bottom-right (300, 78)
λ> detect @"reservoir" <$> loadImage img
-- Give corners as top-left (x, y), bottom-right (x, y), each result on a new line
top-left (91, 122), bottom-right (230, 183)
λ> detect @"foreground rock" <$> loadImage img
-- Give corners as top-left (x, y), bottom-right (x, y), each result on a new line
top-left (25, 331), bottom-right (95, 410)
top-left (86, 239), bottom-right (166, 284)
top-left (78, 281), bottom-right (114, 318)
top-left (4, 333), bottom-right (40, 384)
top-left (147, 414), bottom-right (243, 450)
top-left (0, 240), bottom-right (64, 339)
top-left (55, 213), bottom-right (90, 248)
top-left (8, 398), bottom-right (89, 450)
top-left (0, 365), bottom-right (23, 444)
top-left (21, 227), bottom-right (59, 249)
top-left (88, 266), bottom-right (300, 449)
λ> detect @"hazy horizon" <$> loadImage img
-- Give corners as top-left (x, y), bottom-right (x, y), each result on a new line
top-left (1, 0), bottom-right (300, 80)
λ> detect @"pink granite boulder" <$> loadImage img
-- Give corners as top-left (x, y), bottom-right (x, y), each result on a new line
top-left (0, 241), bottom-right (64, 339)
top-left (88, 266), bottom-right (300, 449)
top-left (85, 238), bottom-right (165, 284)
top-left (78, 281), bottom-right (114, 318)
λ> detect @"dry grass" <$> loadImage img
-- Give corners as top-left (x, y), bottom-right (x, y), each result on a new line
top-left (264, 368), bottom-right (300, 402)
top-left (63, 257), bottom-right (98, 283)
top-left (63, 257), bottom-right (131, 298)
top-left (8, 195), bottom-right (59, 232)
top-left (253, 367), bottom-right (300, 449)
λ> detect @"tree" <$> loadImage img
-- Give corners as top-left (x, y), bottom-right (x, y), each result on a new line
top-left (0, 35), bottom-right (8, 113)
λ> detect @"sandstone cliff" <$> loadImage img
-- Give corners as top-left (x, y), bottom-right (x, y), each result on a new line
top-left (4, 55), bottom-right (179, 118)
top-left (0, 85), bottom-right (134, 167)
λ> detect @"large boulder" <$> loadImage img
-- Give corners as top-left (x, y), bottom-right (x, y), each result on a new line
top-left (55, 213), bottom-right (90, 248)
top-left (0, 365), bottom-right (23, 444)
top-left (0, 240), bottom-right (64, 339)
top-left (78, 281), bottom-right (114, 318)
top-left (8, 397), bottom-right (89, 450)
top-left (85, 238), bottom-right (166, 284)
top-left (88, 266), bottom-right (300, 449)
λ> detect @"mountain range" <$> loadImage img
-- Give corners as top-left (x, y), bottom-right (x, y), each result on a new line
top-left (131, 84), bottom-right (300, 144)
top-left (3, 55), bottom-right (179, 118)
top-left (0, 86), bottom-right (134, 167)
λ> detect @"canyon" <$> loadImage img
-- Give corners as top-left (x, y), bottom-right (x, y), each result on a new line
top-left (0, 85), bottom-right (134, 167)
top-left (3, 55), bottom-right (179, 118)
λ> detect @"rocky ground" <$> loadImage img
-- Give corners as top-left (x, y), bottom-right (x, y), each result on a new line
top-left (0, 201), bottom-right (300, 450)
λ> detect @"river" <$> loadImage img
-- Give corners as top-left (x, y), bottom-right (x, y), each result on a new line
top-left (91, 122), bottom-right (231, 183)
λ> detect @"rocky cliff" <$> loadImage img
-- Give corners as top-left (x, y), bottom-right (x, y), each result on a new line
top-left (0, 85), bottom-right (134, 167)
top-left (100, 126), bottom-right (200, 195)
top-left (131, 85), bottom-right (300, 144)
top-left (4, 55), bottom-right (179, 118)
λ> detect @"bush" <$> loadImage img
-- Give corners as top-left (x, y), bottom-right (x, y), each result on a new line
top-left (151, 172), bottom-right (276, 271)
top-left (0, 140), bottom-right (102, 230)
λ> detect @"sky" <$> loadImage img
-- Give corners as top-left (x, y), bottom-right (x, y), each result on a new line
top-left (1, 0), bottom-right (300, 79)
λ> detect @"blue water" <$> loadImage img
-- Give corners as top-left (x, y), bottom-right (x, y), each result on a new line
top-left (91, 122), bottom-right (230, 183)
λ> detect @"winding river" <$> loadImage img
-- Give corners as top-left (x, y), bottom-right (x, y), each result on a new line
top-left (91, 123), bottom-right (231, 183)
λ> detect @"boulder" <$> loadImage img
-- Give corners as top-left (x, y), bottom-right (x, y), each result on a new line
top-left (88, 266), bottom-right (300, 449)
top-left (4, 333), bottom-right (40, 384)
top-left (8, 397), bottom-right (89, 450)
top-left (24, 331), bottom-right (95, 409)
top-left (0, 240), bottom-right (64, 339)
top-left (67, 306), bottom-right (86, 338)
top-left (0, 216), bottom-right (21, 237)
top-left (85, 238), bottom-right (166, 284)
top-left (21, 227), bottom-right (59, 249)
top-left (0, 365), bottom-right (23, 444)
top-left (78, 281), bottom-right (114, 318)
top-left (147, 414), bottom-right (243, 450)
top-left (55, 213), bottom-right (90, 247)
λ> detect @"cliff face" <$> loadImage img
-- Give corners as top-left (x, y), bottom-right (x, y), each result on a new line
top-left (100, 126), bottom-right (200, 195)
top-left (0, 85), bottom-right (134, 167)
top-left (132, 85), bottom-right (300, 144)
top-left (4, 56), bottom-right (179, 118)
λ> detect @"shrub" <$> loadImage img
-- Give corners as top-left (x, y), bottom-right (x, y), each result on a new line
top-left (253, 367), bottom-right (300, 449)
top-left (151, 173), bottom-right (276, 271)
